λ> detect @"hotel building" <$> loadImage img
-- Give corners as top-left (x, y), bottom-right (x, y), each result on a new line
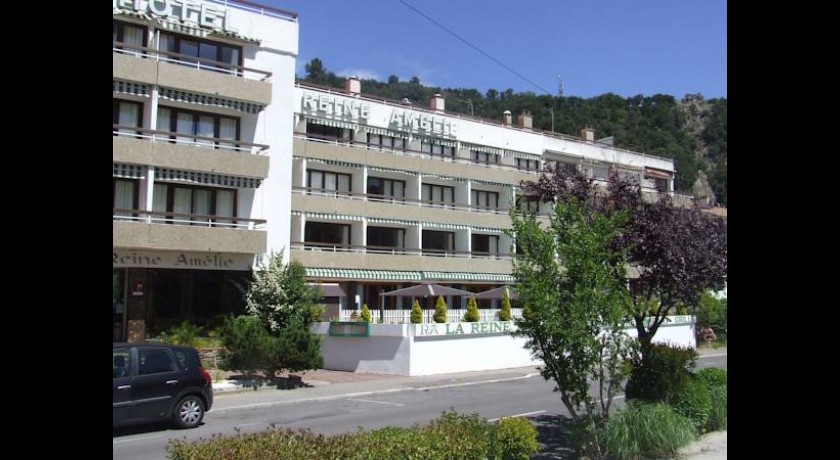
top-left (290, 78), bottom-right (677, 322)
top-left (112, 0), bottom-right (298, 341)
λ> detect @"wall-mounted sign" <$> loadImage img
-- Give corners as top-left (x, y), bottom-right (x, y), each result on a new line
top-left (113, 0), bottom-right (237, 32)
top-left (302, 92), bottom-right (370, 121)
top-left (113, 250), bottom-right (253, 271)
top-left (414, 321), bottom-right (513, 337)
top-left (389, 110), bottom-right (458, 138)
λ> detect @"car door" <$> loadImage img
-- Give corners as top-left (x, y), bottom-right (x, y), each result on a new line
top-left (132, 346), bottom-right (183, 421)
top-left (112, 346), bottom-right (134, 425)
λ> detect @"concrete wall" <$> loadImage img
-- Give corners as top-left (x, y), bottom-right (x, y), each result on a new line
top-left (314, 317), bottom-right (696, 376)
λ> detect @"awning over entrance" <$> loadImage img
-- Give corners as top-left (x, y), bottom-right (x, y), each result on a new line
top-left (311, 283), bottom-right (346, 297)
top-left (644, 168), bottom-right (672, 180)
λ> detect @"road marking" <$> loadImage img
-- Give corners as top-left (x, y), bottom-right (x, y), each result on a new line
top-left (112, 434), bottom-right (165, 444)
top-left (347, 398), bottom-right (405, 407)
top-left (488, 410), bottom-right (546, 422)
top-left (414, 373), bottom-right (539, 392)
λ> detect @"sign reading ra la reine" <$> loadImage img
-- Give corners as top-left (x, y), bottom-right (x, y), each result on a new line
top-left (113, 250), bottom-right (253, 271)
top-left (113, 0), bottom-right (237, 33)
top-left (414, 321), bottom-right (514, 337)
top-left (389, 110), bottom-right (458, 138)
top-left (302, 92), bottom-right (370, 121)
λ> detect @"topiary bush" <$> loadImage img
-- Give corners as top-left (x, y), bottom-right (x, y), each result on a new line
top-left (433, 296), bottom-right (448, 323)
top-left (218, 315), bottom-right (273, 380)
top-left (671, 376), bottom-right (713, 433)
top-left (600, 401), bottom-right (696, 460)
top-left (696, 367), bottom-right (727, 389)
top-left (360, 303), bottom-right (372, 322)
top-left (498, 290), bottom-right (512, 321)
top-left (410, 300), bottom-right (423, 324)
top-left (463, 297), bottom-right (480, 322)
top-left (706, 384), bottom-right (727, 432)
top-left (625, 344), bottom-right (698, 403)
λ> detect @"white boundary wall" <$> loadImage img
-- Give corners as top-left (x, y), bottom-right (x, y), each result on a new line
top-left (313, 316), bottom-right (696, 376)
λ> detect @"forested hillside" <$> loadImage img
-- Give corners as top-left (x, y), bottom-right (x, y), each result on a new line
top-left (300, 59), bottom-right (727, 205)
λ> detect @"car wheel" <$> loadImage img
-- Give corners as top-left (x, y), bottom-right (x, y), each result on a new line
top-left (173, 395), bottom-right (204, 429)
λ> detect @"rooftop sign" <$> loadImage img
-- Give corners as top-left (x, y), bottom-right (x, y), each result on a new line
top-left (113, 0), bottom-right (238, 32)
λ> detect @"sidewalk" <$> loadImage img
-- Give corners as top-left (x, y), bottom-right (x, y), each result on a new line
top-left (211, 347), bottom-right (726, 458)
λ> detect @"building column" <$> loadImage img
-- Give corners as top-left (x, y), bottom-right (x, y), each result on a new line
top-left (126, 268), bottom-right (149, 342)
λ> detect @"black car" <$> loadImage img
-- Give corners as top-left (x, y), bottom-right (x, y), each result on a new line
top-left (113, 343), bottom-right (214, 429)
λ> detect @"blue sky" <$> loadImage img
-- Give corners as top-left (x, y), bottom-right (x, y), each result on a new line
top-left (265, 0), bottom-right (726, 99)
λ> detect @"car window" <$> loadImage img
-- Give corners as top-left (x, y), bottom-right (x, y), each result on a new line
top-left (113, 348), bottom-right (130, 379)
top-left (173, 350), bottom-right (190, 370)
top-left (138, 348), bottom-right (178, 375)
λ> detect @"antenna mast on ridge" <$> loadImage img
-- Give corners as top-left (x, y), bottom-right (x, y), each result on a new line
top-left (557, 74), bottom-right (564, 97)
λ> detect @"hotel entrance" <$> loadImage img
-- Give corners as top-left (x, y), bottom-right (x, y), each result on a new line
top-left (112, 269), bottom-right (126, 341)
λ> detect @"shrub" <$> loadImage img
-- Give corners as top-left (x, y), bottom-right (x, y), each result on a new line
top-left (601, 401), bottom-right (695, 460)
top-left (264, 324), bottom-right (323, 378)
top-left (697, 292), bottom-right (727, 335)
top-left (671, 376), bottom-right (712, 432)
top-left (463, 297), bottom-right (480, 322)
top-left (488, 416), bottom-right (540, 460)
top-left (433, 296), bottom-right (448, 323)
top-left (706, 384), bottom-right (727, 432)
top-left (499, 290), bottom-right (512, 321)
top-left (410, 300), bottom-right (423, 324)
top-left (360, 303), bottom-right (372, 322)
top-left (696, 367), bottom-right (727, 389)
top-left (167, 410), bottom-right (540, 460)
top-left (625, 344), bottom-right (698, 403)
top-left (218, 315), bottom-right (272, 379)
top-left (154, 320), bottom-right (204, 348)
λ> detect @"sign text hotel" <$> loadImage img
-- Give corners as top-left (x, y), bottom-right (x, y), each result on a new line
top-left (414, 321), bottom-right (513, 337)
top-left (302, 93), bottom-right (370, 121)
top-left (113, 0), bottom-right (236, 32)
top-left (389, 110), bottom-right (457, 137)
top-left (113, 250), bottom-right (252, 271)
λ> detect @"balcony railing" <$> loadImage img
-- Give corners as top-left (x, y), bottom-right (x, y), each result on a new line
top-left (114, 209), bottom-right (267, 230)
top-left (113, 42), bottom-right (272, 81)
top-left (114, 125), bottom-right (269, 155)
top-left (293, 186), bottom-right (512, 215)
top-left (291, 241), bottom-right (513, 261)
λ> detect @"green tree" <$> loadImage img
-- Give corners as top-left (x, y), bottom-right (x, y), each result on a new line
top-left (245, 252), bottom-right (322, 333)
top-left (304, 58), bottom-right (326, 82)
top-left (463, 297), bottom-right (480, 322)
top-left (433, 296), bottom-right (448, 323)
top-left (510, 171), bottom-right (637, 458)
top-left (387, 74), bottom-right (399, 84)
top-left (499, 290), bottom-right (512, 321)
top-left (410, 299), bottom-right (423, 324)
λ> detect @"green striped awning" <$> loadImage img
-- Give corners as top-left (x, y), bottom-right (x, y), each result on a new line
top-left (113, 80), bottom-right (150, 97)
top-left (368, 165), bottom-right (415, 175)
top-left (157, 168), bottom-right (262, 188)
top-left (422, 272), bottom-right (514, 282)
top-left (307, 158), bottom-right (363, 169)
top-left (306, 117), bottom-right (359, 131)
top-left (293, 211), bottom-right (364, 222)
top-left (418, 137), bottom-right (458, 147)
top-left (463, 143), bottom-right (503, 156)
top-left (113, 163), bottom-right (145, 179)
top-left (365, 126), bottom-right (409, 138)
top-left (506, 150), bottom-right (542, 160)
top-left (307, 268), bottom-right (423, 281)
top-left (422, 173), bottom-right (467, 182)
top-left (113, 9), bottom-right (152, 21)
top-left (159, 88), bottom-right (264, 114)
top-left (209, 30), bottom-right (261, 45)
top-left (368, 217), bottom-right (415, 226)
top-left (156, 18), bottom-right (208, 38)
top-left (472, 179), bottom-right (515, 188)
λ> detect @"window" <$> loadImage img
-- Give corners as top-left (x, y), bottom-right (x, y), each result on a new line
top-left (306, 123), bottom-right (348, 141)
top-left (367, 226), bottom-right (405, 250)
top-left (516, 195), bottom-right (540, 214)
top-left (138, 348), bottom-right (178, 375)
top-left (160, 32), bottom-right (242, 74)
top-left (113, 348), bottom-right (131, 379)
top-left (157, 107), bottom-right (239, 150)
top-left (516, 158), bottom-right (540, 171)
top-left (113, 100), bottom-right (143, 136)
top-left (471, 190), bottom-right (499, 210)
top-left (472, 234), bottom-right (499, 255)
top-left (421, 184), bottom-right (454, 205)
top-left (555, 161), bottom-right (578, 174)
top-left (113, 179), bottom-right (139, 218)
top-left (367, 133), bottom-right (406, 151)
top-left (305, 222), bottom-right (351, 248)
top-left (113, 21), bottom-right (147, 50)
top-left (423, 230), bottom-right (454, 255)
top-left (592, 165), bottom-right (610, 180)
top-left (307, 170), bottom-right (352, 195)
top-left (420, 139), bottom-right (455, 157)
top-left (472, 150), bottom-right (500, 164)
top-left (152, 183), bottom-right (236, 226)
top-left (367, 177), bottom-right (405, 201)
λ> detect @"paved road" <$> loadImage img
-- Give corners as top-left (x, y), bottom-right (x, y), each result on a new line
top-left (113, 353), bottom-right (726, 459)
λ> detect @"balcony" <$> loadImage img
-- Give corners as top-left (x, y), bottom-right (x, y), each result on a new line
top-left (113, 209), bottom-right (267, 254)
top-left (290, 242), bottom-right (512, 274)
top-left (113, 43), bottom-right (272, 106)
top-left (113, 126), bottom-right (269, 179)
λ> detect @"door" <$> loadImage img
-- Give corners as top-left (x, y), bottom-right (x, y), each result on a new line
top-left (112, 346), bottom-right (133, 424)
top-left (131, 347), bottom-right (183, 421)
